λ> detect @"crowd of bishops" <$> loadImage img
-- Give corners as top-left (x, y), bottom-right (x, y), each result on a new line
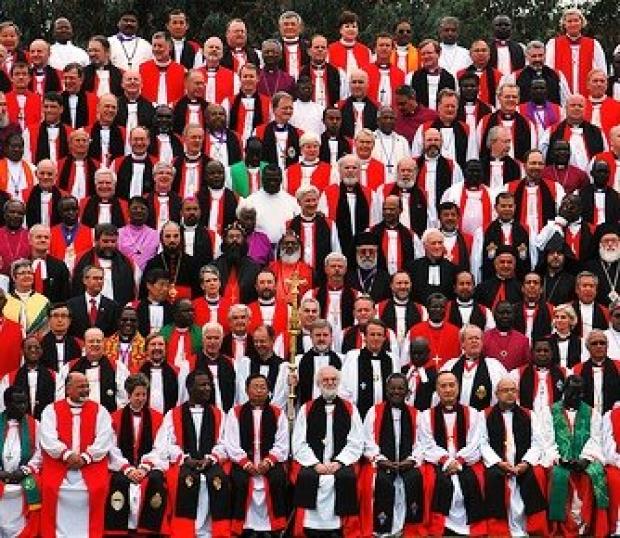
top-left (2, 4), bottom-right (620, 536)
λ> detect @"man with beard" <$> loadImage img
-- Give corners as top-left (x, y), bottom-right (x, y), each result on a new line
top-left (66, 264), bottom-right (121, 337)
top-left (72, 223), bottom-right (135, 306)
top-left (269, 229), bottom-right (313, 304)
top-left (581, 159), bottom-right (620, 226)
top-left (540, 374), bottom-right (608, 537)
top-left (0, 336), bottom-right (63, 419)
top-left (584, 225), bottom-right (620, 305)
top-left (371, 157), bottom-right (427, 237)
top-left (104, 306), bottom-right (146, 374)
top-left (360, 373), bottom-right (425, 536)
top-left (0, 386), bottom-right (41, 538)
top-left (446, 271), bottom-right (495, 330)
top-left (413, 128), bottom-right (463, 227)
top-left (371, 194), bottom-right (421, 275)
top-left (401, 337), bottom-right (437, 410)
top-left (225, 373), bottom-right (289, 536)
top-left (241, 164), bottom-right (300, 247)
top-left (214, 222), bottom-right (261, 305)
top-left (274, 318), bottom-right (342, 408)
top-left (408, 228), bottom-right (457, 304)
top-left (479, 126), bottom-right (522, 192)
top-left (0, 199), bottom-right (29, 275)
top-left (480, 377), bottom-right (548, 536)
top-left (159, 299), bottom-right (201, 369)
top-left (236, 205), bottom-right (273, 267)
top-left (441, 159), bottom-right (494, 236)
top-left (28, 223), bottom-right (71, 303)
top-left (203, 103), bottom-right (242, 172)
top-left (196, 159), bottom-right (238, 238)
top-left (506, 149), bottom-right (562, 238)
top-left (291, 365), bottom-right (364, 537)
top-left (195, 323), bottom-right (236, 413)
top-left (572, 330), bottom-right (620, 415)
top-left (341, 295), bottom-right (399, 355)
top-left (438, 202), bottom-right (475, 274)
top-left (79, 168), bottom-right (128, 229)
top-left (118, 197), bottom-right (159, 272)
top-left (475, 245), bottom-right (522, 308)
top-left (222, 304), bottom-right (257, 361)
top-left (571, 271), bottom-right (609, 337)
top-left (346, 231), bottom-right (391, 302)
top-left (198, 37), bottom-right (238, 106)
top-left (153, 369), bottom-right (231, 537)
top-left (319, 154), bottom-right (371, 261)
top-left (441, 324), bottom-right (507, 410)
top-left (140, 333), bottom-right (187, 415)
top-left (134, 268), bottom-right (173, 337)
top-left (402, 293), bottom-right (461, 369)
top-left (538, 234), bottom-right (576, 305)
top-left (511, 335), bottom-right (568, 413)
top-left (246, 269), bottom-right (290, 343)
top-left (40, 372), bottom-right (114, 538)
top-left (511, 40), bottom-right (563, 104)
top-left (512, 272), bottom-right (554, 342)
top-left (70, 327), bottom-right (129, 412)
top-left (418, 371), bottom-right (486, 535)
top-left (537, 193), bottom-right (595, 269)
top-left (411, 90), bottom-right (474, 171)
top-left (234, 325), bottom-right (284, 404)
top-left (483, 301), bottom-right (532, 371)
top-left (304, 252), bottom-right (357, 353)
top-left (147, 105), bottom-right (182, 163)
top-left (140, 221), bottom-right (200, 301)
top-left (378, 271), bottom-right (427, 347)
top-left (105, 373), bottom-right (167, 536)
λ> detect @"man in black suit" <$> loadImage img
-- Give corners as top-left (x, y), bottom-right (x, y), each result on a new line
top-left (220, 18), bottom-right (261, 72)
top-left (40, 302), bottom-right (82, 371)
top-left (72, 223), bottom-right (135, 306)
top-left (474, 245), bottom-right (523, 308)
top-left (345, 231), bottom-right (390, 302)
top-left (180, 197), bottom-right (214, 271)
top-left (115, 70), bottom-right (155, 131)
top-left (28, 224), bottom-right (71, 303)
top-left (67, 264), bottom-right (121, 338)
top-left (82, 35), bottom-right (123, 96)
top-left (407, 227), bottom-right (457, 304)
top-left (580, 160), bottom-right (620, 226)
top-left (134, 268), bottom-right (173, 337)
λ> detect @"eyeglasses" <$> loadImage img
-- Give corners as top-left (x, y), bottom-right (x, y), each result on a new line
top-left (589, 341), bottom-right (607, 346)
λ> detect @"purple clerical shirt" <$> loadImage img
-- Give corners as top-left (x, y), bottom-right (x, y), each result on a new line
top-left (118, 224), bottom-right (160, 271)
top-left (395, 105), bottom-right (438, 143)
top-left (247, 230), bottom-right (273, 266)
top-left (258, 68), bottom-right (296, 97)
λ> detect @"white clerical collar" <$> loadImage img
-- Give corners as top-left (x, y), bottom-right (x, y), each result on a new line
top-left (428, 320), bottom-right (443, 328)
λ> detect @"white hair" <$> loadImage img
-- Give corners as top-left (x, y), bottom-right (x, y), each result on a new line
top-left (202, 321), bottom-right (224, 337)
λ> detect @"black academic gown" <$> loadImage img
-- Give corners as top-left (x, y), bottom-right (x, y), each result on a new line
top-left (407, 257), bottom-right (457, 304)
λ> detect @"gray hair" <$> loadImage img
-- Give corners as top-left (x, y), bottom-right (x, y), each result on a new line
top-left (279, 10), bottom-right (302, 25)
top-left (262, 39), bottom-right (282, 54)
top-left (201, 321), bottom-right (224, 338)
top-left (324, 251), bottom-right (347, 268)
top-left (199, 264), bottom-right (220, 280)
top-left (315, 365), bottom-right (340, 387)
top-left (525, 40), bottom-right (545, 53)
top-left (576, 270), bottom-right (599, 287)
top-left (459, 323), bottom-right (482, 343)
top-left (94, 167), bottom-right (116, 184)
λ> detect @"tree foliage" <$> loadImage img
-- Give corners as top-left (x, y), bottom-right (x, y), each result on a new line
top-left (1, 0), bottom-right (618, 58)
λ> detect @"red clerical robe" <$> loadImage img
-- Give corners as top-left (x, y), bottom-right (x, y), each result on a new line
top-left (5, 91), bottom-right (41, 128)
top-left (0, 227), bottom-right (30, 274)
top-left (328, 41), bottom-right (371, 72)
top-left (268, 259), bottom-right (313, 305)
top-left (0, 316), bottom-right (23, 376)
top-left (40, 400), bottom-right (111, 538)
top-left (285, 161), bottom-right (331, 196)
top-left (49, 224), bottom-right (94, 274)
top-left (139, 60), bottom-right (186, 106)
top-left (405, 321), bottom-right (461, 369)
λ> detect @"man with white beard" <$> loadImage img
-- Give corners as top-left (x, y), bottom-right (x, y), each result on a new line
top-left (269, 229), bottom-right (313, 305)
top-left (584, 225), bottom-right (620, 306)
top-left (291, 365), bottom-right (364, 536)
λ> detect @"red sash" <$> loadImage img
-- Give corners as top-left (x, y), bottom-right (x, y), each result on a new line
top-left (554, 35), bottom-right (595, 94)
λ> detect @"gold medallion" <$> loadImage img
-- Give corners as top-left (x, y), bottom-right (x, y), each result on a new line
top-left (213, 476), bottom-right (222, 491)
top-left (185, 475), bottom-right (194, 488)
top-left (475, 385), bottom-right (487, 400)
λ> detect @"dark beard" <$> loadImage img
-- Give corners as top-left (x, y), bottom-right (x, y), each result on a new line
top-left (223, 242), bottom-right (246, 265)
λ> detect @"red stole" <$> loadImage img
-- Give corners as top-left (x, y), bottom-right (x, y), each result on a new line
top-left (176, 159), bottom-right (205, 198)
top-left (0, 159), bottom-right (35, 196)
top-left (458, 185), bottom-right (492, 231)
top-left (0, 317), bottom-right (23, 376)
top-left (283, 44), bottom-right (303, 77)
top-left (222, 266), bottom-right (240, 305)
top-left (327, 41), bottom-right (371, 71)
top-left (360, 159), bottom-right (386, 191)
top-left (48, 224), bottom-right (94, 271)
top-left (40, 400), bottom-right (108, 538)
top-left (139, 60), bottom-right (185, 105)
top-left (230, 94), bottom-right (271, 139)
top-left (5, 91), bottom-right (41, 127)
top-left (565, 227), bottom-right (581, 258)
top-left (285, 162), bottom-right (331, 195)
top-left (166, 328), bottom-right (196, 369)
top-left (199, 66), bottom-right (237, 104)
top-left (366, 63), bottom-right (405, 105)
top-left (248, 300), bottom-right (289, 336)
top-left (380, 228), bottom-right (404, 273)
top-left (554, 35), bottom-right (595, 95)
top-left (416, 157), bottom-right (455, 192)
